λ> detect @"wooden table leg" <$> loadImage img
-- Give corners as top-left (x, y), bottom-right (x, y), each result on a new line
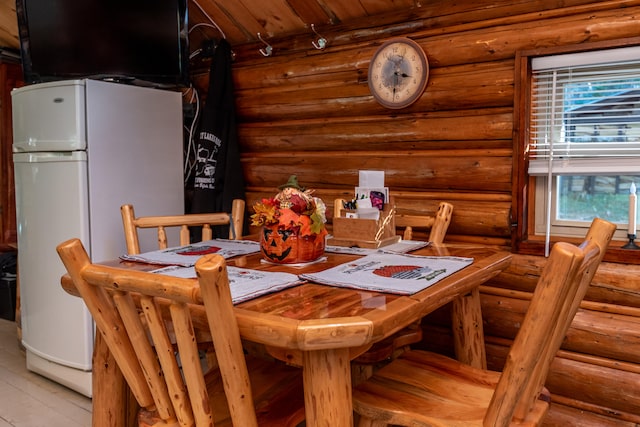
top-left (302, 348), bottom-right (353, 427)
top-left (92, 332), bottom-right (128, 427)
top-left (451, 287), bottom-right (487, 369)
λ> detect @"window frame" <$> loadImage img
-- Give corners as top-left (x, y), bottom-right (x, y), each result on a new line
top-left (514, 37), bottom-right (640, 264)
top-left (532, 175), bottom-right (634, 241)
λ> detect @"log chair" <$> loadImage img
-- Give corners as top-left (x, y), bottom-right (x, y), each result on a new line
top-left (334, 199), bottom-right (454, 385)
top-left (351, 218), bottom-right (616, 427)
top-left (56, 238), bottom-right (305, 427)
top-left (120, 199), bottom-right (245, 254)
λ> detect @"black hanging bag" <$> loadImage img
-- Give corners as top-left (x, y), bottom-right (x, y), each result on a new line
top-left (190, 39), bottom-right (246, 238)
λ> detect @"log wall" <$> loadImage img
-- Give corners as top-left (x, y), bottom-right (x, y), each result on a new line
top-left (416, 255), bottom-right (640, 425)
top-left (485, 258), bottom-right (640, 425)
top-left (190, 0), bottom-right (640, 424)
top-left (192, 0), bottom-right (640, 245)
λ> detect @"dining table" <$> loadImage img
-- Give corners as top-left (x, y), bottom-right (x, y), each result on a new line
top-left (60, 242), bottom-right (511, 427)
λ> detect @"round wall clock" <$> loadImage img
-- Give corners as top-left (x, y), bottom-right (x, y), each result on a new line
top-left (368, 37), bottom-right (429, 109)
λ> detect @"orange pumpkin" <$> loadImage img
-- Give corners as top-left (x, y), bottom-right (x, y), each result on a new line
top-left (260, 225), bottom-right (325, 264)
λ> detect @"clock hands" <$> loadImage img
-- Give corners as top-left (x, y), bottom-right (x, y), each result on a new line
top-left (392, 62), bottom-right (411, 97)
top-left (394, 70), bottom-right (411, 79)
top-left (388, 53), bottom-right (412, 86)
top-left (392, 73), bottom-right (397, 97)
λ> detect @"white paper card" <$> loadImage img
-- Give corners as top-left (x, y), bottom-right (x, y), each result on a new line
top-left (357, 198), bottom-right (373, 209)
top-left (356, 207), bottom-right (380, 219)
top-left (359, 170), bottom-right (385, 188)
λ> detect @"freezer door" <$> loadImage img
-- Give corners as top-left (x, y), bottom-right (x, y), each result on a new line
top-left (85, 79), bottom-right (185, 257)
top-left (11, 80), bottom-right (87, 152)
top-left (13, 151), bottom-right (94, 370)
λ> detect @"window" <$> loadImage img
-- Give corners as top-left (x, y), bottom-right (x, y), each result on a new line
top-left (527, 45), bottom-right (640, 253)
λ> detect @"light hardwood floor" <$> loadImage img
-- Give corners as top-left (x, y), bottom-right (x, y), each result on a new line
top-left (0, 319), bottom-right (92, 426)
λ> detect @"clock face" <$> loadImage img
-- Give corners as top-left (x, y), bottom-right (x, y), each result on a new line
top-left (368, 38), bottom-right (429, 109)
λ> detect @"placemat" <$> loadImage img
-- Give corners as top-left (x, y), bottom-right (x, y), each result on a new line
top-left (120, 239), bottom-right (260, 266)
top-left (299, 252), bottom-right (473, 295)
top-left (150, 264), bottom-right (303, 304)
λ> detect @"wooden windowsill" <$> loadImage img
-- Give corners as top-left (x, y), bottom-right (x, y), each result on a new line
top-left (517, 237), bottom-right (640, 265)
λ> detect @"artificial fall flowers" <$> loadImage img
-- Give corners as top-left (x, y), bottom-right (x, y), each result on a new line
top-left (251, 175), bottom-right (327, 238)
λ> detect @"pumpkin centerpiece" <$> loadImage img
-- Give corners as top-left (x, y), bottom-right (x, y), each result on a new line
top-left (251, 175), bottom-right (327, 264)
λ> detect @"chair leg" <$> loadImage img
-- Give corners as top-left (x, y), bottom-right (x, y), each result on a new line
top-left (351, 363), bottom-right (374, 387)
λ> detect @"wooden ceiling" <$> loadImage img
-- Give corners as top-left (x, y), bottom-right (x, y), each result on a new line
top-left (188, 0), bottom-right (422, 46)
top-left (0, 0), bottom-right (18, 50)
top-left (0, 0), bottom-right (424, 53)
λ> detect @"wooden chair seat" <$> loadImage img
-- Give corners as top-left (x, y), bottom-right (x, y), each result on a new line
top-left (352, 218), bottom-right (616, 427)
top-left (57, 238), bottom-right (306, 427)
top-left (209, 356), bottom-right (305, 426)
top-left (353, 350), bottom-right (550, 427)
top-left (137, 355), bottom-right (304, 427)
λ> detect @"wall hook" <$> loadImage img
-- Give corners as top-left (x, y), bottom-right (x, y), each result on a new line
top-left (311, 24), bottom-right (327, 50)
top-left (257, 33), bottom-right (273, 57)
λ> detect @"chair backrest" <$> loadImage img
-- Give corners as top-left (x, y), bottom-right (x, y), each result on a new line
top-left (57, 237), bottom-right (261, 427)
top-left (484, 218), bottom-right (615, 426)
top-left (121, 199), bottom-right (245, 254)
top-left (394, 201), bottom-right (453, 243)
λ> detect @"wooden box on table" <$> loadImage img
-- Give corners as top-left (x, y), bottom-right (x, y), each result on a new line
top-left (328, 201), bottom-right (399, 249)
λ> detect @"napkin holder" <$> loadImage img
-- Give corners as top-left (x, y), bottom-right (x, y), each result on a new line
top-left (328, 201), bottom-right (400, 249)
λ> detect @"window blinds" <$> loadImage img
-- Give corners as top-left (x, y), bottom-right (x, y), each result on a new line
top-left (528, 46), bottom-right (640, 176)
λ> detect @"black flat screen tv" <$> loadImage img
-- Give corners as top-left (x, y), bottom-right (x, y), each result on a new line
top-left (15, 0), bottom-right (190, 88)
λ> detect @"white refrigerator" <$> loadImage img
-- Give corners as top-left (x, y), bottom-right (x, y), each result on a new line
top-left (12, 79), bottom-right (185, 397)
